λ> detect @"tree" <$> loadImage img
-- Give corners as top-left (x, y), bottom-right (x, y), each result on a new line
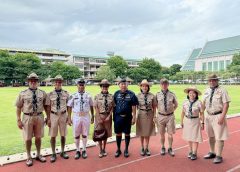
top-left (138, 58), bottom-right (162, 80)
top-left (107, 56), bottom-right (128, 78)
top-left (96, 65), bottom-right (115, 82)
top-left (127, 67), bottom-right (149, 83)
top-left (169, 64), bottom-right (182, 76)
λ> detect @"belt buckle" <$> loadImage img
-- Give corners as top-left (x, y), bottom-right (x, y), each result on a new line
top-left (79, 112), bottom-right (85, 116)
top-left (120, 114), bottom-right (126, 117)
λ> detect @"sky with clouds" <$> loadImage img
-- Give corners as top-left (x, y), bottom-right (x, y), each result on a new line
top-left (0, 0), bottom-right (240, 66)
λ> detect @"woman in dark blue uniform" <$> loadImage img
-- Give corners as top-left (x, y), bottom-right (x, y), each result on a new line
top-left (113, 79), bottom-right (138, 158)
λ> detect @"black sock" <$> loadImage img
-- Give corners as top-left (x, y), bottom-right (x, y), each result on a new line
top-left (125, 136), bottom-right (130, 152)
top-left (116, 136), bottom-right (122, 151)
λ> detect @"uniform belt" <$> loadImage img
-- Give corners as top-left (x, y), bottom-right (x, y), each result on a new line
top-left (208, 111), bottom-right (222, 115)
top-left (159, 112), bottom-right (173, 116)
top-left (51, 110), bottom-right (67, 115)
top-left (24, 112), bottom-right (42, 116)
top-left (185, 115), bottom-right (198, 119)
top-left (139, 109), bottom-right (152, 111)
top-left (119, 114), bottom-right (127, 117)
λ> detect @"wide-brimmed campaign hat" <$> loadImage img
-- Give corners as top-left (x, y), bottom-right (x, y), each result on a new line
top-left (207, 74), bottom-right (221, 81)
top-left (77, 78), bottom-right (86, 85)
top-left (99, 79), bottom-right (111, 87)
top-left (27, 73), bottom-right (39, 80)
top-left (184, 86), bottom-right (202, 96)
top-left (51, 75), bottom-right (64, 82)
top-left (139, 79), bottom-right (151, 87)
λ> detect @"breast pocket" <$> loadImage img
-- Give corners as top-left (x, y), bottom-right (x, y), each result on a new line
top-left (213, 95), bottom-right (222, 103)
top-left (24, 96), bottom-right (32, 104)
top-left (50, 97), bottom-right (57, 106)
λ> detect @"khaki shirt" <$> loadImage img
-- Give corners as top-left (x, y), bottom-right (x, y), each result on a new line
top-left (203, 86), bottom-right (231, 114)
top-left (46, 90), bottom-right (69, 112)
top-left (94, 93), bottom-right (114, 114)
top-left (15, 88), bottom-right (47, 113)
top-left (137, 92), bottom-right (156, 110)
top-left (183, 100), bottom-right (203, 117)
top-left (156, 90), bottom-right (178, 114)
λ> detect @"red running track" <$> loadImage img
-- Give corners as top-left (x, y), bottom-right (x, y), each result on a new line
top-left (1, 117), bottom-right (240, 172)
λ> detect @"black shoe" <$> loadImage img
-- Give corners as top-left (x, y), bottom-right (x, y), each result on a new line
top-left (213, 156), bottom-right (223, 164)
top-left (145, 148), bottom-right (151, 156)
top-left (161, 147), bottom-right (166, 155)
top-left (168, 148), bottom-right (175, 157)
top-left (124, 150), bottom-right (129, 158)
top-left (191, 154), bottom-right (197, 160)
top-left (204, 152), bottom-right (216, 159)
top-left (140, 148), bottom-right (145, 156)
top-left (50, 154), bottom-right (57, 163)
top-left (188, 152), bottom-right (192, 159)
top-left (60, 152), bottom-right (69, 159)
top-left (115, 150), bottom-right (122, 158)
top-left (75, 151), bottom-right (81, 160)
top-left (82, 150), bottom-right (88, 159)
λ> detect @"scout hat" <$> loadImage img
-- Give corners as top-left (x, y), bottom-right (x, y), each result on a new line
top-left (99, 79), bottom-right (111, 87)
top-left (139, 79), bottom-right (151, 87)
top-left (52, 75), bottom-right (64, 82)
top-left (118, 78), bottom-right (127, 85)
top-left (160, 78), bottom-right (169, 84)
top-left (27, 72), bottom-right (39, 80)
top-left (184, 86), bottom-right (202, 96)
top-left (77, 78), bottom-right (85, 84)
top-left (207, 74), bottom-right (220, 81)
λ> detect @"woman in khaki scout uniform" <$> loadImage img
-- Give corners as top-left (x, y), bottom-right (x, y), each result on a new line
top-left (156, 78), bottom-right (178, 157)
top-left (181, 86), bottom-right (204, 160)
top-left (15, 73), bottom-right (48, 167)
top-left (203, 74), bottom-right (230, 164)
top-left (46, 75), bottom-right (70, 163)
top-left (94, 79), bottom-right (114, 158)
top-left (136, 79), bottom-right (156, 156)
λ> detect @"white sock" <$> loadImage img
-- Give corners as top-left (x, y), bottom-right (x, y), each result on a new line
top-left (75, 138), bottom-right (80, 151)
top-left (82, 137), bottom-right (87, 151)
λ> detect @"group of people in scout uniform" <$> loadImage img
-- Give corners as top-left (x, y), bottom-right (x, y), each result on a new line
top-left (16, 72), bottom-right (230, 167)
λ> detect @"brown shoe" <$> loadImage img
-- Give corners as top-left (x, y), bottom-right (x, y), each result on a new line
top-left (26, 158), bottom-right (33, 167)
top-left (36, 155), bottom-right (46, 163)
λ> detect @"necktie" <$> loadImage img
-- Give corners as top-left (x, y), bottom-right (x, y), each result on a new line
top-left (162, 90), bottom-right (168, 112)
top-left (79, 92), bottom-right (84, 111)
top-left (32, 90), bottom-right (38, 112)
top-left (209, 86), bottom-right (217, 108)
top-left (189, 99), bottom-right (197, 117)
top-left (56, 92), bottom-right (60, 110)
top-left (103, 93), bottom-right (108, 112)
top-left (144, 93), bottom-right (148, 109)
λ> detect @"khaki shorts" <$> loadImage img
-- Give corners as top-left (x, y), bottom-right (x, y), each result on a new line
top-left (205, 114), bottom-right (229, 141)
top-left (22, 114), bottom-right (44, 141)
top-left (49, 112), bottom-right (68, 137)
top-left (157, 114), bottom-right (175, 135)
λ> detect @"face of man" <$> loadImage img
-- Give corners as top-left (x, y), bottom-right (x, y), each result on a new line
top-left (77, 83), bottom-right (85, 92)
top-left (101, 85), bottom-right (109, 93)
top-left (141, 85), bottom-right (149, 93)
top-left (119, 82), bottom-right (128, 92)
top-left (55, 80), bottom-right (62, 90)
top-left (160, 82), bottom-right (169, 91)
top-left (208, 79), bottom-right (218, 88)
top-left (28, 79), bottom-right (38, 89)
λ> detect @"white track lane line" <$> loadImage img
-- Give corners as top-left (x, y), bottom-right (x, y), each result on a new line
top-left (97, 129), bottom-right (240, 172)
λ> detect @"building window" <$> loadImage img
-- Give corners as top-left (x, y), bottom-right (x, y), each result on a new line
top-left (213, 61), bottom-right (218, 71)
top-left (219, 60), bottom-right (225, 71)
top-left (226, 60), bottom-right (231, 68)
top-left (202, 62), bottom-right (207, 71)
top-left (208, 62), bottom-right (212, 71)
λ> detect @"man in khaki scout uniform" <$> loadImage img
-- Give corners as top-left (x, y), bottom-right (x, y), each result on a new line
top-left (46, 75), bottom-right (70, 163)
top-left (16, 73), bottom-right (48, 167)
top-left (156, 78), bottom-right (178, 156)
top-left (203, 74), bottom-right (230, 164)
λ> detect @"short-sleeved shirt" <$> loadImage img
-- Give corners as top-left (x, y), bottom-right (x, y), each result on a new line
top-left (183, 100), bottom-right (203, 118)
top-left (203, 86), bottom-right (231, 114)
top-left (15, 88), bottom-right (47, 113)
top-left (156, 90), bottom-right (178, 114)
top-left (113, 90), bottom-right (139, 116)
top-left (46, 89), bottom-right (69, 112)
top-left (137, 92), bottom-right (156, 110)
top-left (67, 92), bottom-right (93, 114)
top-left (94, 93), bottom-right (114, 114)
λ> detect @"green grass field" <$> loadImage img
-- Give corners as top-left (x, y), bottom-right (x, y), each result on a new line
top-left (0, 84), bottom-right (239, 156)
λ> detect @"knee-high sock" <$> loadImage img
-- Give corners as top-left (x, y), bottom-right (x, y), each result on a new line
top-left (75, 138), bottom-right (80, 151)
top-left (216, 140), bottom-right (224, 157)
top-left (125, 136), bottom-right (130, 151)
top-left (168, 135), bottom-right (173, 148)
top-left (82, 137), bottom-right (87, 151)
top-left (116, 135), bottom-right (122, 150)
top-left (209, 137), bottom-right (216, 153)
